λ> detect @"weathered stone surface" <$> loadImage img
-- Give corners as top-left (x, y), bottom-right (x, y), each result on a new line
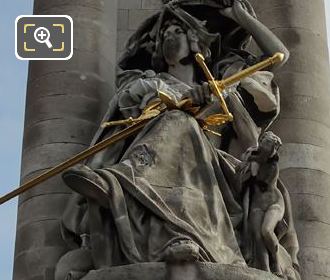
top-left (118, 9), bottom-right (129, 30)
top-left (14, 2), bottom-right (118, 280)
top-left (271, 118), bottom-right (330, 148)
top-left (251, 0), bottom-right (327, 34)
top-left (141, 0), bottom-right (163, 9)
top-left (117, 30), bottom-right (134, 52)
top-left (119, 0), bottom-right (141, 10)
top-left (280, 168), bottom-right (330, 198)
top-left (18, 171), bottom-right (71, 206)
top-left (15, 220), bottom-right (67, 253)
top-left (128, 9), bottom-right (159, 30)
top-left (17, 194), bottom-right (71, 227)
top-left (82, 263), bottom-right (281, 280)
top-left (249, 1), bottom-right (330, 279)
top-left (27, 71), bottom-right (110, 99)
top-left (14, 246), bottom-right (68, 280)
top-left (279, 143), bottom-right (330, 175)
top-left (23, 119), bottom-right (98, 151)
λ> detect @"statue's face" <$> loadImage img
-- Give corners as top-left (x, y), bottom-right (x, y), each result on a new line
top-left (162, 24), bottom-right (190, 66)
top-left (260, 136), bottom-right (278, 156)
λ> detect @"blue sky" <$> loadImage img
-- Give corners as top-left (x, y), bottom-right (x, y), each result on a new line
top-left (0, 2), bottom-right (330, 280)
top-left (0, 1), bottom-right (33, 280)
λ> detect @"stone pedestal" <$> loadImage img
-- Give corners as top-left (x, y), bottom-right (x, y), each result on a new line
top-left (81, 263), bottom-right (281, 280)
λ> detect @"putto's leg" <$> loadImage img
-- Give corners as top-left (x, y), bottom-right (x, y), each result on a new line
top-left (250, 209), bottom-right (270, 271)
top-left (262, 205), bottom-right (283, 275)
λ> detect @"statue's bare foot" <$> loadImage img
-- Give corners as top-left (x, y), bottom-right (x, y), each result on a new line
top-left (164, 240), bottom-right (200, 263)
top-left (63, 164), bottom-right (110, 208)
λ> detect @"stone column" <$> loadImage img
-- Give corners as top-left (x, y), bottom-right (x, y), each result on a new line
top-left (249, 1), bottom-right (330, 279)
top-left (13, 1), bottom-right (117, 279)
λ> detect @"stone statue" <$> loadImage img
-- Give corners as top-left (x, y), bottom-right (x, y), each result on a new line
top-left (237, 132), bottom-right (300, 279)
top-left (55, 1), bottom-right (300, 279)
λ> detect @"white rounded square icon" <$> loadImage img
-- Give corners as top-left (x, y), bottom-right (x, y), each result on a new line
top-left (16, 15), bottom-right (73, 60)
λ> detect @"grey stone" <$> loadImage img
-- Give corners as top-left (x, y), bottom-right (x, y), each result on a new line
top-left (249, 1), bottom-right (330, 279)
top-left (141, 0), bottom-right (163, 9)
top-left (21, 143), bottom-right (89, 178)
top-left (279, 143), bottom-right (330, 175)
top-left (118, 9), bottom-right (129, 30)
top-left (18, 171), bottom-right (71, 206)
top-left (81, 263), bottom-right (281, 280)
top-left (128, 9), bottom-right (159, 30)
top-left (271, 118), bottom-right (330, 148)
top-left (14, 2), bottom-right (118, 280)
top-left (17, 194), bottom-right (72, 227)
top-left (119, 0), bottom-right (141, 10)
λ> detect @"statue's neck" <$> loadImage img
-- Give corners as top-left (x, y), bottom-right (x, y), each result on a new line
top-left (168, 63), bottom-right (195, 87)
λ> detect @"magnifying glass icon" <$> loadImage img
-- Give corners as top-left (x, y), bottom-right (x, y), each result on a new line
top-left (34, 27), bottom-right (53, 49)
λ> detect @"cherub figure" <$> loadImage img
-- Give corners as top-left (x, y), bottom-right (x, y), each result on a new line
top-left (238, 131), bottom-right (285, 275)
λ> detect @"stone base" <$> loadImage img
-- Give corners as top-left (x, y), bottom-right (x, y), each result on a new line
top-left (81, 262), bottom-right (281, 280)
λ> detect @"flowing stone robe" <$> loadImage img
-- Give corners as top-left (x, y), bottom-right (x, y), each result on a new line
top-left (60, 68), bottom-right (283, 269)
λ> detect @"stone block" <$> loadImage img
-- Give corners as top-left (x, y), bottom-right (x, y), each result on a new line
top-left (118, 9), bottom-right (129, 30)
top-left (23, 118), bottom-right (98, 151)
top-left (271, 118), bottom-right (330, 148)
top-left (27, 71), bottom-right (112, 101)
top-left (280, 168), bottom-right (330, 199)
top-left (17, 194), bottom-right (71, 227)
top-left (291, 193), bottom-right (330, 226)
top-left (15, 219), bottom-right (67, 252)
top-left (81, 263), bottom-right (281, 280)
top-left (279, 94), bottom-right (330, 128)
top-left (34, 0), bottom-right (106, 13)
top-left (21, 143), bottom-right (88, 178)
top-left (119, 0), bottom-right (141, 10)
top-left (18, 171), bottom-right (72, 206)
top-left (141, 0), bottom-right (163, 9)
top-left (13, 246), bottom-right (68, 280)
top-left (28, 50), bottom-right (113, 85)
top-left (250, 0), bottom-right (327, 35)
top-left (128, 9), bottom-right (159, 30)
top-left (279, 143), bottom-right (330, 174)
top-left (297, 246), bottom-right (330, 280)
top-left (24, 95), bottom-right (102, 129)
top-left (117, 30), bottom-right (134, 51)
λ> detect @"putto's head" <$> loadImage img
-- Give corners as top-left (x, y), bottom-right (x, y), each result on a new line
top-left (259, 131), bottom-right (282, 157)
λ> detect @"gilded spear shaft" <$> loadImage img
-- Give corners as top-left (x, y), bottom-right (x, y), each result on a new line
top-left (0, 52), bottom-right (284, 205)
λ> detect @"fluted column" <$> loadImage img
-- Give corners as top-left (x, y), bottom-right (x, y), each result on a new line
top-left (13, 1), bottom-right (118, 279)
top-left (249, 1), bottom-right (330, 279)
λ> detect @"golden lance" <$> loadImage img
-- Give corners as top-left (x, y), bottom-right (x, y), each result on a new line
top-left (0, 52), bottom-right (284, 205)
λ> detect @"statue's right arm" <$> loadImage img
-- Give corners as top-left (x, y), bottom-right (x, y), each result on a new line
top-left (118, 73), bottom-right (161, 118)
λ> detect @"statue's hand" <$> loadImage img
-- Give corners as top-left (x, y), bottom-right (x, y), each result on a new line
top-left (219, 0), bottom-right (248, 23)
top-left (183, 83), bottom-right (213, 106)
top-left (216, 0), bottom-right (234, 8)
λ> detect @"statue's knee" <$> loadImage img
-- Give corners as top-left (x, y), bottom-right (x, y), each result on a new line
top-left (261, 226), bottom-right (272, 242)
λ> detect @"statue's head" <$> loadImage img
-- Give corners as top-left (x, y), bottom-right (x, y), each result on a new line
top-left (258, 131), bottom-right (282, 157)
top-left (118, 0), bottom-right (256, 73)
top-left (152, 6), bottom-right (218, 72)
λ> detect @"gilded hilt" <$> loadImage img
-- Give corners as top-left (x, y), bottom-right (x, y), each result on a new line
top-left (102, 101), bottom-right (163, 128)
top-left (195, 53), bottom-right (232, 121)
top-left (194, 52), bottom-right (284, 128)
